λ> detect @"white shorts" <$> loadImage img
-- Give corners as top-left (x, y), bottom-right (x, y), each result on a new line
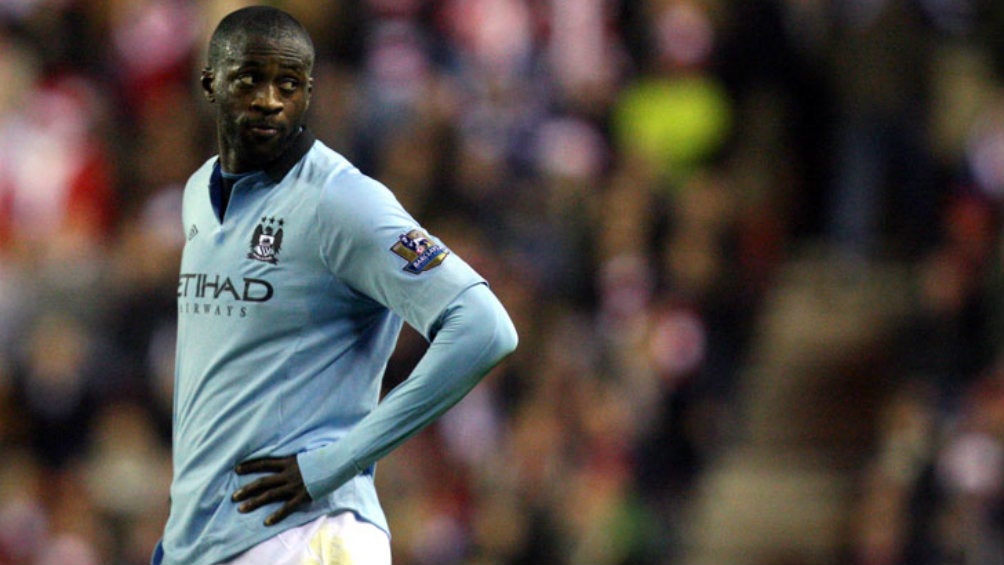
top-left (218, 512), bottom-right (391, 565)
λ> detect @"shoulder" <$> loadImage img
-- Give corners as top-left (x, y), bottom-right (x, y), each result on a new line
top-left (309, 145), bottom-right (406, 226)
top-left (186, 156), bottom-right (217, 188)
top-left (300, 140), bottom-right (357, 188)
top-left (180, 157), bottom-right (216, 213)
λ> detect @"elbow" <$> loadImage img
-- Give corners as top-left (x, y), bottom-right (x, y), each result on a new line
top-left (470, 287), bottom-right (519, 365)
top-left (482, 288), bottom-right (517, 363)
top-left (494, 312), bottom-right (519, 361)
top-left (445, 283), bottom-right (519, 366)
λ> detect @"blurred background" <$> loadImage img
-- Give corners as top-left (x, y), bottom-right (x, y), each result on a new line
top-left (2, 0), bottom-right (1004, 563)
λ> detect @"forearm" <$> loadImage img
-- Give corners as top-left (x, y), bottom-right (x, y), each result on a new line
top-left (297, 283), bottom-right (518, 498)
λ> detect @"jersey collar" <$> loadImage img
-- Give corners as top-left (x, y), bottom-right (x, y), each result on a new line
top-left (264, 127), bottom-right (316, 183)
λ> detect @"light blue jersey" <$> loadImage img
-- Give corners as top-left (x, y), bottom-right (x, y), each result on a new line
top-left (156, 131), bottom-right (499, 565)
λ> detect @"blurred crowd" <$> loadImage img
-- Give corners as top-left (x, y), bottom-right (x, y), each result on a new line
top-left (2, 0), bottom-right (1004, 564)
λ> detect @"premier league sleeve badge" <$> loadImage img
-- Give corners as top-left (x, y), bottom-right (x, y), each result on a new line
top-left (390, 229), bottom-right (449, 274)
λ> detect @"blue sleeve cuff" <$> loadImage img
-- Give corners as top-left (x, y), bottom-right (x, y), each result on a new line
top-left (297, 445), bottom-right (360, 500)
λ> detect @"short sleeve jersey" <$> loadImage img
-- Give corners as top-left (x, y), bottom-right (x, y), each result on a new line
top-left (158, 131), bottom-right (484, 565)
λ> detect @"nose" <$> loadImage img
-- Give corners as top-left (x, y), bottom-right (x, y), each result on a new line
top-left (251, 83), bottom-right (282, 114)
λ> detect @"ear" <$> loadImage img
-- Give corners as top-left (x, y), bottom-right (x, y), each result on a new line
top-left (201, 67), bottom-right (216, 103)
top-left (304, 76), bottom-right (314, 110)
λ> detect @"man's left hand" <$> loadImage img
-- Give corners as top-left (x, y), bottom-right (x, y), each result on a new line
top-left (233, 455), bottom-right (312, 526)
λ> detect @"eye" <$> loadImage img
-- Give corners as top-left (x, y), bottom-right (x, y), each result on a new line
top-left (278, 78), bottom-right (299, 94)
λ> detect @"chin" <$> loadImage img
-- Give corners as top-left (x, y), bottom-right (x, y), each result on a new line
top-left (241, 137), bottom-right (287, 164)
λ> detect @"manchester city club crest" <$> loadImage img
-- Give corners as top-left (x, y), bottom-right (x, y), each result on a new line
top-left (391, 229), bottom-right (449, 274)
top-left (248, 217), bottom-right (284, 264)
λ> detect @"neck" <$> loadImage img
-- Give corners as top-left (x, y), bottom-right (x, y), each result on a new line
top-left (217, 127), bottom-right (302, 174)
top-left (217, 130), bottom-right (244, 174)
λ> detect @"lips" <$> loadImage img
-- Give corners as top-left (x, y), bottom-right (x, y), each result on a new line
top-left (244, 120), bottom-right (283, 137)
top-left (249, 126), bottom-right (279, 137)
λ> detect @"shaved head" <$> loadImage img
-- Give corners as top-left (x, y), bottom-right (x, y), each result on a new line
top-left (207, 6), bottom-right (314, 72)
top-left (201, 5), bottom-right (315, 173)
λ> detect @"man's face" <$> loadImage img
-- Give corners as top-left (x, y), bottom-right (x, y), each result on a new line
top-left (204, 34), bottom-right (313, 172)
